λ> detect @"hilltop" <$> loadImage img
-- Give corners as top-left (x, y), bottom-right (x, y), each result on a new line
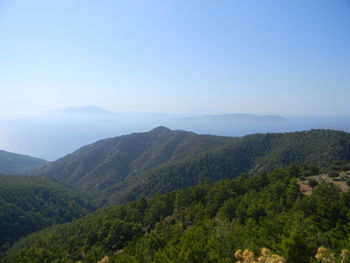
top-left (33, 126), bottom-right (231, 191)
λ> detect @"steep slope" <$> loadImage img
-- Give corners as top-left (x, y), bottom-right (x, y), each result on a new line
top-left (0, 150), bottom-right (47, 175)
top-left (6, 166), bottom-right (350, 263)
top-left (34, 126), bottom-right (232, 190)
top-left (105, 129), bottom-right (350, 203)
top-left (0, 174), bottom-right (99, 253)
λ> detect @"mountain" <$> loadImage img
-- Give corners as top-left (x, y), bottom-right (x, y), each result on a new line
top-left (33, 128), bottom-right (350, 205)
top-left (6, 165), bottom-right (350, 263)
top-left (0, 174), bottom-right (99, 253)
top-left (33, 126), bottom-right (232, 190)
top-left (105, 129), bottom-right (350, 203)
top-left (179, 113), bottom-right (288, 122)
top-left (54, 105), bottom-right (115, 117)
top-left (0, 150), bottom-right (47, 175)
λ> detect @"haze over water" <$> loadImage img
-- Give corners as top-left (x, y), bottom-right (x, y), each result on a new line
top-left (0, 1), bottom-right (349, 160)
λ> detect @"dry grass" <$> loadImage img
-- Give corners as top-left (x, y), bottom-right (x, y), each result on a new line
top-left (234, 247), bottom-right (350, 263)
top-left (315, 246), bottom-right (350, 263)
top-left (298, 171), bottom-right (350, 195)
top-left (97, 256), bottom-right (109, 263)
top-left (234, 248), bottom-right (285, 263)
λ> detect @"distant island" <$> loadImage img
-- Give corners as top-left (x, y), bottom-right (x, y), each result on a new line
top-left (178, 113), bottom-right (289, 122)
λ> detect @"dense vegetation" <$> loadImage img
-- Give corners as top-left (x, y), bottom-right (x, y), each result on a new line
top-left (34, 126), bottom-right (231, 190)
top-left (3, 128), bottom-right (350, 262)
top-left (0, 175), bottom-right (99, 254)
top-left (6, 165), bottom-right (350, 263)
top-left (34, 128), bottom-right (350, 205)
top-left (0, 150), bottom-right (47, 175)
top-left (105, 129), bottom-right (350, 204)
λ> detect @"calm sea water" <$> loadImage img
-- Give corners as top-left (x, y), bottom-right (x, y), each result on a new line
top-left (0, 114), bottom-right (349, 161)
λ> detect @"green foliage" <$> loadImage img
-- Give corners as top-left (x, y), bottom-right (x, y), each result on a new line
top-left (329, 171), bottom-right (340, 178)
top-left (33, 129), bottom-right (350, 206)
top-left (307, 178), bottom-right (319, 187)
top-left (34, 126), bottom-right (231, 192)
top-left (106, 129), bottom-right (350, 204)
top-left (6, 166), bottom-right (350, 263)
top-left (0, 175), bottom-right (98, 255)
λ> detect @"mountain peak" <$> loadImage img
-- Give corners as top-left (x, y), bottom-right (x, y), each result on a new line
top-left (149, 126), bottom-right (172, 133)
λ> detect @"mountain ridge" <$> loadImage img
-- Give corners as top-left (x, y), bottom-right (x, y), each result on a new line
top-left (0, 150), bottom-right (47, 175)
top-left (103, 129), bottom-right (350, 203)
top-left (33, 126), bottom-right (232, 190)
top-left (32, 127), bottom-right (350, 204)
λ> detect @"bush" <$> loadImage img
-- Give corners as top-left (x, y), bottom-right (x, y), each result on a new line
top-left (310, 166), bottom-right (320, 176)
top-left (299, 175), bottom-right (306, 181)
top-left (301, 170), bottom-right (312, 177)
top-left (340, 175), bottom-right (348, 182)
top-left (307, 179), bottom-right (318, 188)
top-left (346, 178), bottom-right (350, 187)
top-left (328, 171), bottom-right (339, 178)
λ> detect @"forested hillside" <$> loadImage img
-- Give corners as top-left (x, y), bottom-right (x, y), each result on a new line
top-left (33, 126), bottom-right (231, 190)
top-left (0, 175), bottom-right (99, 254)
top-left (6, 165), bottom-right (350, 263)
top-left (0, 150), bottom-right (47, 175)
top-left (33, 128), bottom-right (350, 205)
top-left (105, 129), bottom-right (350, 203)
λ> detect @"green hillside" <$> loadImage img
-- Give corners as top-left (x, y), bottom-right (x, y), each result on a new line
top-left (33, 128), bottom-right (350, 205)
top-left (0, 150), bottom-right (47, 175)
top-left (6, 165), bottom-right (350, 263)
top-left (105, 129), bottom-right (350, 203)
top-left (0, 175), bottom-right (99, 254)
top-left (34, 126), bottom-right (232, 190)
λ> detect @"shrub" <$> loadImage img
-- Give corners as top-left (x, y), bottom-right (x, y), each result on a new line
top-left (307, 179), bottom-right (318, 188)
top-left (310, 166), bottom-right (320, 176)
top-left (301, 170), bottom-right (312, 177)
top-left (346, 178), bottom-right (350, 187)
top-left (234, 248), bottom-right (285, 263)
top-left (340, 175), bottom-right (348, 182)
top-left (328, 171), bottom-right (339, 178)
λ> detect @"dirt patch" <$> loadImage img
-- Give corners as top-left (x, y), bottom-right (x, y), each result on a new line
top-left (298, 171), bottom-right (350, 195)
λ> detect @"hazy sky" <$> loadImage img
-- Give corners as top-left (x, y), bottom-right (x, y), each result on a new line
top-left (0, 0), bottom-right (349, 115)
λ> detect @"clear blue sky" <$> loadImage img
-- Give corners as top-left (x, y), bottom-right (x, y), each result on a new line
top-left (0, 0), bottom-right (349, 115)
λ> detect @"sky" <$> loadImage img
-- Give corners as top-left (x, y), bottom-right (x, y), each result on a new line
top-left (0, 0), bottom-right (349, 115)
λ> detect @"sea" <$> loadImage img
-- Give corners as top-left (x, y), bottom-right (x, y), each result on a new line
top-left (0, 113), bottom-right (349, 161)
